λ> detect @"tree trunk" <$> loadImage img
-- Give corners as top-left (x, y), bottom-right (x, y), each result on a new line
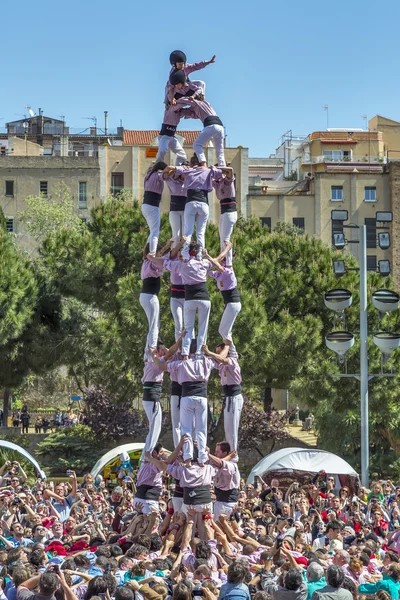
top-left (3, 388), bottom-right (11, 427)
top-left (263, 386), bottom-right (273, 414)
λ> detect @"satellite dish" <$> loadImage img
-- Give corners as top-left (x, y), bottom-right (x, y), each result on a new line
top-left (22, 122), bottom-right (29, 129)
top-left (28, 109), bottom-right (35, 117)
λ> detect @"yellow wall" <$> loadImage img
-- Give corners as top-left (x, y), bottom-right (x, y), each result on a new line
top-left (369, 115), bottom-right (400, 159)
top-left (9, 137), bottom-right (41, 156)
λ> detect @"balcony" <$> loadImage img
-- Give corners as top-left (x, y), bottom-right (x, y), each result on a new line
top-left (304, 155), bottom-right (386, 165)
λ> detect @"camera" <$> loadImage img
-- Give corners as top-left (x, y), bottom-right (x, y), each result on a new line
top-left (192, 584), bottom-right (204, 597)
top-left (49, 565), bottom-right (60, 573)
top-left (276, 538), bottom-right (283, 549)
top-left (66, 470), bottom-right (72, 476)
top-left (13, 497), bottom-right (21, 504)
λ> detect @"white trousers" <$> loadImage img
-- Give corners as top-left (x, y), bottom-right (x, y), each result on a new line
top-left (224, 393), bottom-right (244, 458)
top-left (133, 498), bottom-right (159, 515)
top-left (182, 502), bottom-right (212, 515)
top-left (170, 297), bottom-right (185, 341)
top-left (170, 394), bottom-right (182, 448)
top-left (194, 125), bottom-right (226, 166)
top-left (182, 299), bottom-right (211, 356)
top-left (172, 497), bottom-right (184, 513)
top-left (219, 211), bottom-right (238, 265)
top-left (142, 399), bottom-right (162, 454)
top-left (219, 302), bottom-right (242, 342)
top-left (214, 501), bottom-right (236, 520)
top-left (182, 201), bottom-right (209, 260)
top-left (139, 293), bottom-right (160, 359)
top-left (180, 395), bottom-right (208, 463)
top-left (169, 210), bottom-right (185, 246)
top-left (141, 204), bottom-right (160, 254)
top-left (156, 136), bottom-right (187, 166)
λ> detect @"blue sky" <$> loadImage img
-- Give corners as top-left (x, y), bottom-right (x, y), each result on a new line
top-left (3, 0), bottom-right (400, 156)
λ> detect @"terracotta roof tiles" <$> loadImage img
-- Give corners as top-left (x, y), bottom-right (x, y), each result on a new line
top-left (123, 130), bottom-right (200, 146)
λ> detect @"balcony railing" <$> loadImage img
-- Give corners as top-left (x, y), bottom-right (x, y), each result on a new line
top-left (306, 155), bottom-right (386, 164)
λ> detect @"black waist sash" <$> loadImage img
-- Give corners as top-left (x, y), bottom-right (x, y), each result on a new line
top-left (182, 381), bottom-right (207, 397)
top-left (135, 485), bottom-right (161, 500)
top-left (183, 485), bottom-right (211, 505)
top-left (171, 283), bottom-right (185, 298)
top-left (203, 115), bottom-right (223, 128)
top-left (170, 194), bottom-right (187, 211)
top-left (142, 278), bottom-right (161, 295)
top-left (143, 382), bottom-right (162, 402)
top-left (173, 479), bottom-right (184, 498)
top-left (215, 487), bottom-right (239, 503)
top-left (171, 380), bottom-right (182, 397)
top-left (143, 191), bottom-right (162, 207)
top-left (186, 189), bottom-right (208, 204)
top-left (221, 287), bottom-right (241, 305)
top-left (174, 89), bottom-right (196, 100)
top-left (160, 123), bottom-right (177, 137)
top-left (185, 282), bottom-right (209, 301)
top-left (220, 198), bottom-right (237, 214)
top-left (223, 384), bottom-right (242, 397)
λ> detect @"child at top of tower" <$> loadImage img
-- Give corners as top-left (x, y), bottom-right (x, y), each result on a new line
top-left (165, 49), bottom-right (216, 106)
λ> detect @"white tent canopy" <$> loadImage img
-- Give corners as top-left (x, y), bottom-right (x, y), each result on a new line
top-left (90, 443), bottom-right (145, 478)
top-left (247, 447), bottom-right (358, 483)
top-left (0, 440), bottom-right (46, 480)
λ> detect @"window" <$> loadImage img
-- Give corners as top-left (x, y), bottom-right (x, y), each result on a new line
top-left (367, 255), bottom-right (377, 271)
top-left (111, 172), bottom-right (124, 195)
top-left (260, 217), bottom-right (271, 230)
top-left (78, 182), bottom-right (87, 209)
top-left (323, 150), bottom-right (351, 161)
top-left (365, 218), bottom-right (376, 248)
top-left (332, 220), bottom-right (344, 245)
top-left (5, 181), bottom-right (14, 197)
top-left (331, 186), bottom-right (343, 201)
top-left (364, 186), bottom-right (376, 202)
top-left (5, 217), bottom-right (14, 233)
top-left (292, 217), bottom-right (305, 233)
top-left (40, 181), bottom-right (48, 196)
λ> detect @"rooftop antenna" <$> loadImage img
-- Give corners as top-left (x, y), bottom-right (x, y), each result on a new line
top-left (322, 105), bottom-right (329, 129)
top-left (83, 116), bottom-right (97, 128)
top-left (361, 114), bottom-right (368, 131)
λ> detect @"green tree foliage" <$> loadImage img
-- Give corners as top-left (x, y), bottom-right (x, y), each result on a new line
top-left (19, 182), bottom-right (84, 241)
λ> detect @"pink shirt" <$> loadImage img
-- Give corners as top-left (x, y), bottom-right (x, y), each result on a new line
top-left (213, 176), bottom-right (236, 200)
top-left (144, 169), bottom-right (165, 194)
top-left (162, 104), bottom-right (184, 127)
top-left (218, 358), bottom-right (242, 386)
top-left (165, 61), bottom-right (210, 100)
top-left (142, 360), bottom-right (165, 384)
top-left (214, 461), bottom-right (240, 491)
top-left (175, 166), bottom-right (223, 192)
top-left (136, 461), bottom-right (162, 488)
top-left (167, 462), bottom-right (217, 487)
top-left (208, 266), bottom-right (237, 291)
top-left (164, 257), bottom-right (212, 285)
top-left (165, 176), bottom-right (186, 197)
top-left (167, 356), bottom-right (216, 383)
top-left (176, 97), bottom-right (218, 123)
top-left (141, 260), bottom-right (163, 280)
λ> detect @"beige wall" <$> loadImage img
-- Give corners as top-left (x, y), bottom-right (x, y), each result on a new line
top-left (0, 156), bottom-right (100, 252)
top-left (370, 116), bottom-right (400, 158)
top-left (8, 137), bottom-right (41, 156)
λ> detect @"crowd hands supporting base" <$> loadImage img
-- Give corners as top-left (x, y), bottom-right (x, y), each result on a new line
top-left (0, 461), bottom-right (399, 600)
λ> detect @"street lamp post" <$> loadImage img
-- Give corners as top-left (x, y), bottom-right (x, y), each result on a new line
top-left (325, 211), bottom-right (399, 487)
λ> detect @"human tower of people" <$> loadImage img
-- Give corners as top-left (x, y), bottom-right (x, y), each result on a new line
top-left (136, 50), bottom-right (243, 525)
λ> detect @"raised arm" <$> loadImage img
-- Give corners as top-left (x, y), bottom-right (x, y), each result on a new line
top-left (149, 352), bottom-right (169, 372)
top-left (146, 255), bottom-right (166, 270)
top-left (203, 249), bottom-right (224, 272)
top-left (144, 451), bottom-right (168, 472)
top-left (164, 332), bottom-right (185, 361)
top-left (164, 435), bottom-right (187, 464)
top-left (202, 342), bottom-right (230, 364)
top-left (215, 241), bottom-right (233, 263)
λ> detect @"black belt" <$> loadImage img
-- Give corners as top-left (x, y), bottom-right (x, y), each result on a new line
top-left (171, 380), bottom-right (182, 397)
top-left (173, 479), bottom-right (184, 498)
top-left (215, 487), bottom-right (239, 503)
top-left (203, 115), bottom-right (223, 128)
top-left (185, 282), bottom-right (209, 301)
top-left (135, 485), bottom-right (161, 500)
top-left (170, 195), bottom-right (186, 211)
top-left (182, 381), bottom-right (207, 397)
top-left (186, 189), bottom-right (208, 204)
top-left (141, 278), bottom-right (161, 295)
top-left (160, 123), bottom-right (177, 137)
top-left (174, 89), bottom-right (196, 100)
top-left (221, 287), bottom-right (240, 305)
top-left (183, 485), bottom-right (211, 505)
top-left (143, 191), bottom-right (162, 207)
top-left (143, 382), bottom-right (162, 404)
top-left (220, 198), bottom-right (237, 214)
top-left (171, 284), bottom-right (185, 298)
